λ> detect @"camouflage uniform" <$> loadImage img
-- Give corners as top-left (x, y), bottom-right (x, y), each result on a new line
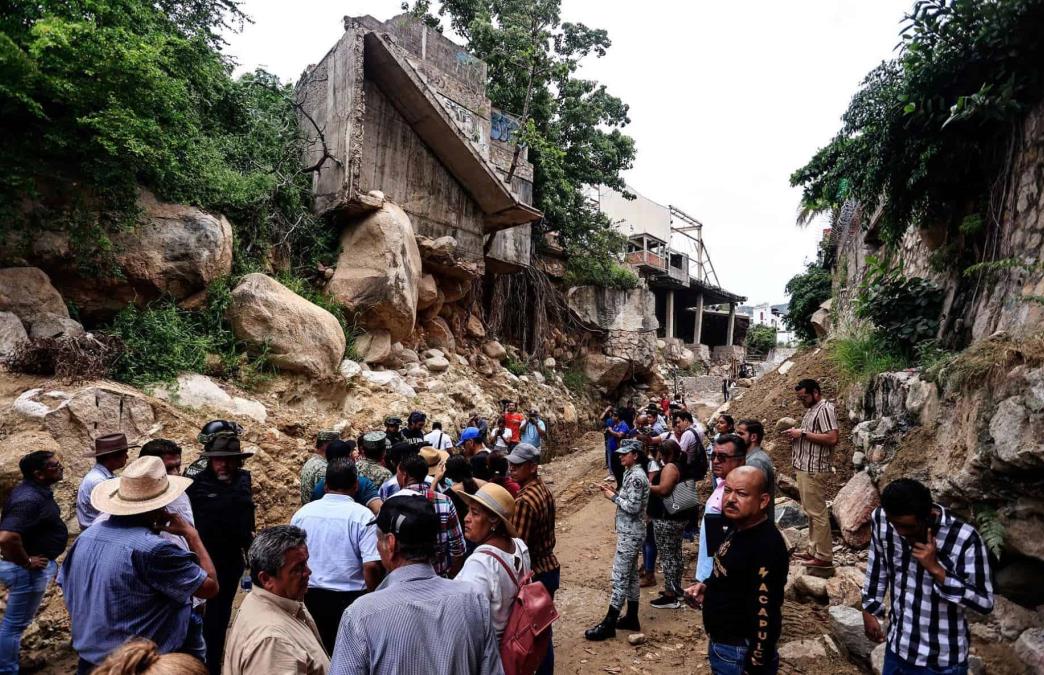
top-left (609, 462), bottom-right (650, 610)
top-left (356, 458), bottom-right (391, 487)
top-left (299, 455), bottom-right (326, 505)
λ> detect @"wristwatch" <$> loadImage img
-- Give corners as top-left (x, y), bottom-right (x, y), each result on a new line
top-left (800, 429), bottom-right (806, 439)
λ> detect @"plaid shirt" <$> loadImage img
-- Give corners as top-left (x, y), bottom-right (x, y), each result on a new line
top-left (511, 476), bottom-right (559, 575)
top-left (791, 399), bottom-right (838, 474)
top-left (862, 504), bottom-right (994, 668)
top-left (399, 483), bottom-right (465, 577)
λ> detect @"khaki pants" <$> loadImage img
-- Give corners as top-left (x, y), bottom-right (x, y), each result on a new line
top-left (796, 470), bottom-right (833, 562)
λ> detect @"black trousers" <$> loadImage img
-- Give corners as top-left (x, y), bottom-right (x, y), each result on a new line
top-left (203, 558), bottom-right (243, 675)
top-left (304, 587), bottom-right (366, 654)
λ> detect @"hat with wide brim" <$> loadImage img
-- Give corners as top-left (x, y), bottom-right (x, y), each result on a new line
top-left (199, 436), bottom-right (255, 459)
top-left (91, 455), bottom-right (193, 516)
top-left (457, 483), bottom-right (518, 538)
top-left (419, 447), bottom-right (450, 476)
top-left (88, 433), bottom-right (140, 458)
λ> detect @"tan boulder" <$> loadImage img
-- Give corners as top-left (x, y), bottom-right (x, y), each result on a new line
top-left (327, 203), bottom-right (422, 342)
top-left (583, 352), bottom-right (632, 391)
top-left (229, 274), bottom-right (346, 377)
top-left (483, 341), bottom-right (507, 361)
top-left (424, 316), bottom-right (456, 353)
top-left (0, 267), bottom-right (68, 323)
top-left (354, 330), bottom-right (392, 365)
top-left (465, 313), bottom-right (486, 338)
top-left (0, 311), bottom-right (28, 356)
top-left (27, 312), bottom-right (84, 339)
top-left (417, 274), bottom-right (438, 310)
top-left (830, 471), bottom-right (880, 548)
top-left (441, 278), bottom-right (471, 304)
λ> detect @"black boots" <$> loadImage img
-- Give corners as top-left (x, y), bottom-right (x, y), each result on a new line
top-left (584, 606), bottom-right (619, 641)
top-left (616, 600), bottom-right (641, 631)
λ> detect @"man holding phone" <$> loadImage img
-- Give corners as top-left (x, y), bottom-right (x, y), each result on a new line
top-left (862, 479), bottom-right (994, 675)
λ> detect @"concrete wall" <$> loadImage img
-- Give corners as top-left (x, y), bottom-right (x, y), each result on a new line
top-left (593, 185), bottom-right (672, 244)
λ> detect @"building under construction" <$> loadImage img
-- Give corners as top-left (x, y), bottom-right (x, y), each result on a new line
top-left (591, 185), bottom-right (748, 356)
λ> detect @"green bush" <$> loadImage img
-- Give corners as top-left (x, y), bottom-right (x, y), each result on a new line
top-left (784, 262), bottom-right (832, 344)
top-left (745, 324), bottom-right (777, 355)
top-left (856, 259), bottom-right (943, 357)
top-left (108, 301), bottom-right (215, 386)
top-left (504, 355), bottom-right (527, 377)
top-left (830, 330), bottom-right (909, 384)
top-left (562, 368), bottom-right (587, 396)
top-left (564, 258), bottom-right (639, 290)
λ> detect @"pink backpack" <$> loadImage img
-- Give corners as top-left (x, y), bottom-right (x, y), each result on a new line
top-left (480, 551), bottom-right (559, 675)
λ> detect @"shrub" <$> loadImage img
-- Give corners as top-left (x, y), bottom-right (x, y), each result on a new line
top-left (564, 258), bottom-right (639, 290)
top-left (830, 330), bottom-right (908, 384)
top-left (745, 324), bottom-right (777, 355)
top-left (3, 334), bottom-right (123, 382)
top-left (107, 301), bottom-right (215, 386)
top-left (784, 262), bottom-right (832, 344)
top-left (504, 355), bottom-right (527, 377)
top-left (562, 368), bottom-right (587, 396)
top-left (856, 260), bottom-right (943, 358)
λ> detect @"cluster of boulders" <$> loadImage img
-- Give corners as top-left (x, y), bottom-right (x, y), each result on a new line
top-left (0, 267), bottom-right (85, 356)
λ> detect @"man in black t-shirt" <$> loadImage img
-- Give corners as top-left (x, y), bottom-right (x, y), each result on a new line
top-left (684, 466), bottom-right (788, 675)
top-left (0, 451), bottom-right (67, 672)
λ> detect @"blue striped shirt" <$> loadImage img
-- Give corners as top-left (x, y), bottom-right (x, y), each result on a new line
top-left (58, 517), bottom-right (207, 665)
top-left (330, 563), bottom-right (503, 675)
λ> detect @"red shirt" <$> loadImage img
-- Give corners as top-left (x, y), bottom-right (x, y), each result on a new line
top-left (660, 397), bottom-right (670, 414)
top-left (504, 412), bottom-right (525, 443)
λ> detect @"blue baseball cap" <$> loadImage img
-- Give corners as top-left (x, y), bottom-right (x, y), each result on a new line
top-left (456, 427), bottom-right (481, 446)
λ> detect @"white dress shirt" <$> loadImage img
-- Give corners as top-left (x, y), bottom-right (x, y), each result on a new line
top-left (290, 494), bottom-right (379, 592)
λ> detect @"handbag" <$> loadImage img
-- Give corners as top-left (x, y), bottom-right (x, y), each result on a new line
top-left (664, 478), bottom-right (699, 516)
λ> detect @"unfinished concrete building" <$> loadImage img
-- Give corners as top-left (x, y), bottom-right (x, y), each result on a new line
top-left (591, 185), bottom-right (748, 359)
top-left (296, 14), bottom-right (539, 273)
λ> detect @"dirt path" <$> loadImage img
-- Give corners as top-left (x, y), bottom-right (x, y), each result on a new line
top-left (544, 434), bottom-right (860, 675)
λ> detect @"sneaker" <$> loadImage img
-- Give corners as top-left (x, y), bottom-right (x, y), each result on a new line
top-left (650, 594), bottom-right (681, 609)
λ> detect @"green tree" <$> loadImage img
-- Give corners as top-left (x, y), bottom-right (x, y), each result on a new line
top-left (403, 0), bottom-right (637, 284)
top-left (745, 324), bottom-right (777, 355)
top-left (784, 262), bottom-right (832, 344)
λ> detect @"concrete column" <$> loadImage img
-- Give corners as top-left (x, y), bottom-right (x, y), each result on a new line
top-left (693, 292), bottom-right (704, 345)
top-left (666, 290), bottom-right (675, 339)
top-left (726, 302), bottom-right (736, 346)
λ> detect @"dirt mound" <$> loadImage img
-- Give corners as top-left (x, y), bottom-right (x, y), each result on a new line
top-left (724, 347), bottom-right (856, 497)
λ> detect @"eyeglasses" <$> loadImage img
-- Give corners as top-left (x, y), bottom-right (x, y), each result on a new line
top-left (710, 452), bottom-right (745, 462)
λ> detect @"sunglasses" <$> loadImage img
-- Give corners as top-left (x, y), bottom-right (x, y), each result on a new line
top-left (710, 452), bottom-right (745, 462)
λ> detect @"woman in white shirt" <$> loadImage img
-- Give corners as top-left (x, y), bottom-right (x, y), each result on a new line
top-left (491, 415), bottom-right (512, 452)
top-left (455, 483), bottom-right (531, 640)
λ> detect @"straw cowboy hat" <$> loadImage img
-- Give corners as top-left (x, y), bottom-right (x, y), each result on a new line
top-left (87, 433), bottom-right (139, 458)
top-left (457, 483), bottom-right (518, 538)
top-left (91, 456), bottom-right (193, 516)
top-left (419, 447), bottom-right (450, 477)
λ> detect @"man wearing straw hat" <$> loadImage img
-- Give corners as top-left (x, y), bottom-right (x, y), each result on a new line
top-left (75, 433), bottom-right (136, 530)
top-left (59, 456), bottom-right (220, 674)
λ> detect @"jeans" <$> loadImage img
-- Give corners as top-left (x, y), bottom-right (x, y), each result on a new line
top-left (0, 559), bottom-right (56, 674)
top-left (883, 648), bottom-right (968, 675)
top-left (534, 568), bottom-right (560, 675)
top-left (708, 641), bottom-right (778, 675)
top-left (181, 607), bottom-right (206, 663)
top-left (643, 521), bottom-right (657, 574)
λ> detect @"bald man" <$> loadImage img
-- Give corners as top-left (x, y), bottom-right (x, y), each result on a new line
top-left (685, 467), bottom-right (789, 674)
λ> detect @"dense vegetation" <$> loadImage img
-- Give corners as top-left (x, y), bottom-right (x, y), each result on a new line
top-left (744, 324), bottom-right (778, 355)
top-left (0, 0), bottom-right (332, 275)
top-left (783, 261), bottom-right (832, 345)
top-left (791, 0), bottom-right (1044, 258)
top-left (405, 0), bottom-right (639, 288)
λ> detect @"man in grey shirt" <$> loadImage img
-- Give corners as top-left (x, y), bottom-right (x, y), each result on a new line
top-left (330, 496), bottom-right (503, 675)
top-left (737, 419), bottom-right (776, 522)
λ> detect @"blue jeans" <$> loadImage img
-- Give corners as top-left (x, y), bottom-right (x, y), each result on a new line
top-left (883, 648), bottom-right (968, 675)
top-left (643, 521), bottom-right (657, 574)
top-left (0, 559), bottom-right (57, 674)
top-left (534, 568), bottom-right (560, 675)
top-left (181, 608), bottom-right (207, 663)
top-left (708, 641), bottom-right (778, 675)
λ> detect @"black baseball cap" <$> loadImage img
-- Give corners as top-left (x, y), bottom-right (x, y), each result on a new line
top-left (368, 496), bottom-right (438, 546)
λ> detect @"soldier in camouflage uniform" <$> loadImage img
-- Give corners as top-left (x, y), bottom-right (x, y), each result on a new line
top-left (299, 430), bottom-right (340, 505)
top-left (586, 439), bottom-right (650, 641)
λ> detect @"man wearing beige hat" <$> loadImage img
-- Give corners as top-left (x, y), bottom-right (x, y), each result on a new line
top-left (59, 456), bottom-right (219, 674)
top-left (75, 433), bottom-right (135, 530)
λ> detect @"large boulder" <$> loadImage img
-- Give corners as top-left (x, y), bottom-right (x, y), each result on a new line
top-left (327, 203), bottom-right (422, 342)
top-left (153, 373), bottom-right (267, 423)
top-left (483, 341), bottom-right (507, 362)
top-left (0, 311), bottom-right (27, 356)
top-left (811, 299), bottom-right (832, 339)
top-left (0, 267), bottom-right (68, 324)
top-left (828, 605), bottom-right (876, 661)
top-left (423, 317), bottom-right (456, 353)
top-left (18, 191), bottom-right (233, 318)
top-left (228, 274), bottom-right (346, 377)
top-left (27, 312), bottom-right (84, 339)
top-left (583, 352), bottom-right (632, 392)
top-left (1017, 628), bottom-right (1044, 673)
top-left (830, 471), bottom-right (880, 548)
top-left (417, 274), bottom-right (438, 310)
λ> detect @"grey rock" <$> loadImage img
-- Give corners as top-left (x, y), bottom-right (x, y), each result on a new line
top-left (0, 311), bottom-right (27, 356)
top-left (27, 312), bottom-right (84, 339)
top-left (425, 356), bottom-right (450, 373)
top-left (828, 605), bottom-right (876, 660)
top-left (794, 575), bottom-right (828, 602)
top-left (775, 499), bottom-right (809, 529)
top-left (1016, 628), bottom-right (1044, 673)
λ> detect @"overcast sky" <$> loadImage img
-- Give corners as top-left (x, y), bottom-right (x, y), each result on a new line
top-left (223, 0), bottom-right (913, 305)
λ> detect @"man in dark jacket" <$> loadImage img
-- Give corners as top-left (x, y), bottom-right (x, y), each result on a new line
top-left (186, 420), bottom-right (256, 675)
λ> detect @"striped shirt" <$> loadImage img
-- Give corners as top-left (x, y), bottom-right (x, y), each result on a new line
top-left (862, 505), bottom-right (994, 668)
top-left (791, 399), bottom-right (838, 473)
top-left (330, 563), bottom-right (504, 675)
top-left (511, 476), bottom-right (559, 575)
top-left (394, 483), bottom-right (465, 577)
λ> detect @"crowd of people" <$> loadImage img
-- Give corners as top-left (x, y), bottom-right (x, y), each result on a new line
top-left (0, 380), bottom-right (997, 675)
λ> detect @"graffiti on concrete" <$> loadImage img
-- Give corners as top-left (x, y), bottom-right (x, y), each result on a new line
top-left (491, 110), bottom-right (519, 143)
top-left (438, 94), bottom-right (489, 155)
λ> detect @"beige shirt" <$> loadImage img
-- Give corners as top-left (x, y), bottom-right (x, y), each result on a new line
top-left (223, 586), bottom-right (330, 675)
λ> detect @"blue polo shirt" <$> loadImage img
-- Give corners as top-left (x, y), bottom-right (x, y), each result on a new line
top-left (607, 420), bottom-right (630, 453)
top-left (58, 517), bottom-right (207, 665)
